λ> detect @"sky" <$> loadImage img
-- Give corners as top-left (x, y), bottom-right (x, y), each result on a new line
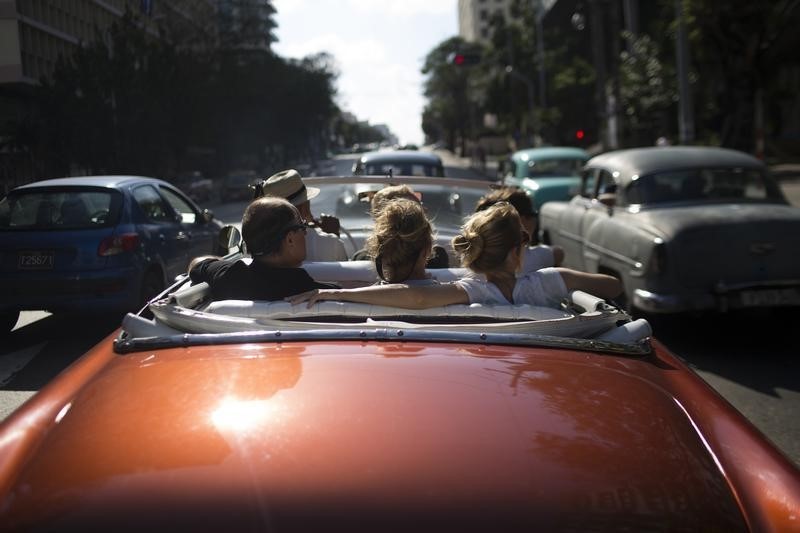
top-left (271, 0), bottom-right (458, 146)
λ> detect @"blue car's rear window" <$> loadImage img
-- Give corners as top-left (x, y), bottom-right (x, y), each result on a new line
top-left (0, 187), bottom-right (123, 230)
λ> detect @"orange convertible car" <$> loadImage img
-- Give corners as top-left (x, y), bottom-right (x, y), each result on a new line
top-left (1, 218), bottom-right (799, 530)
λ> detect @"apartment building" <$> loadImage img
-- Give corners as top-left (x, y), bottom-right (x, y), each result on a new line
top-left (0, 0), bottom-right (219, 87)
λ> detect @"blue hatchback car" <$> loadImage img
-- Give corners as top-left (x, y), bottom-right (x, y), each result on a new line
top-left (0, 176), bottom-right (224, 333)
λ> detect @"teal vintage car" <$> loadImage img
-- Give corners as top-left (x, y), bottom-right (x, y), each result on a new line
top-left (503, 147), bottom-right (589, 210)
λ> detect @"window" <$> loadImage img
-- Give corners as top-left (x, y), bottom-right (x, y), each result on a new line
top-left (579, 169), bottom-right (597, 198)
top-left (596, 170), bottom-right (617, 197)
top-left (0, 188), bottom-right (120, 230)
top-left (160, 186), bottom-right (198, 223)
top-left (526, 158), bottom-right (586, 178)
top-left (627, 168), bottom-right (774, 205)
top-left (133, 185), bottom-right (173, 222)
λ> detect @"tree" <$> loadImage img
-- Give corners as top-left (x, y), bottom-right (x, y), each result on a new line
top-left (617, 32), bottom-right (677, 146)
top-left (683, 0), bottom-right (800, 153)
top-left (421, 36), bottom-right (483, 152)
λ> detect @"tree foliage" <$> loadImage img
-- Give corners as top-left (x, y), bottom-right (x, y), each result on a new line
top-left (419, 0), bottom-right (800, 155)
top-left (15, 4), bottom-right (351, 180)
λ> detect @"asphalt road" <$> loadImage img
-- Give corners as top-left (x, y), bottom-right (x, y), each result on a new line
top-left (2, 156), bottom-right (799, 469)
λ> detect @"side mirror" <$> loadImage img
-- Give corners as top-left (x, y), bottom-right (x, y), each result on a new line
top-left (218, 225), bottom-right (242, 254)
top-left (201, 209), bottom-right (214, 223)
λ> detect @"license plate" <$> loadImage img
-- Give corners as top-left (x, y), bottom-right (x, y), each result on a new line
top-left (739, 288), bottom-right (800, 307)
top-left (18, 250), bottom-right (54, 270)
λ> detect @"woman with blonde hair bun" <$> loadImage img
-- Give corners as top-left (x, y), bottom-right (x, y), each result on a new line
top-left (365, 199), bottom-right (437, 285)
top-left (288, 202), bottom-right (622, 309)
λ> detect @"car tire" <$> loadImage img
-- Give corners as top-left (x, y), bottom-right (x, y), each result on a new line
top-left (0, 310), bottom-right (20, 335)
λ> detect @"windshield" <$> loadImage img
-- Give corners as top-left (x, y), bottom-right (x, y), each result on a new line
top-left (312, 180), bottom-right (487, 232)
top-left (626, 168), bottom-right (782, 205)
top-left (525, 158), bottom-right (586, 178)
top-left (0, 188), bottom-right (122, 230)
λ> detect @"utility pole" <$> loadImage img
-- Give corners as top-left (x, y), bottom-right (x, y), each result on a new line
top-left (675, 0), bottom-right (695, 144)
top-left (534, 0), bottom-right (547, 110)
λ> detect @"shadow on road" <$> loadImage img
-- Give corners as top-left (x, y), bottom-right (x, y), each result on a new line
top-left (2, 313), bottom-right (121, 391)
top-left (647, 310), bottom-right (799, 397)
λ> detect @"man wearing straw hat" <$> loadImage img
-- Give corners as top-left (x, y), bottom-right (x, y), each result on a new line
top-left (255, 169), bottom-right (348, 262)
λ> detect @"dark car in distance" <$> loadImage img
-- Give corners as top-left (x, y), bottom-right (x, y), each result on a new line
top-left (0, 175), bottom-right (224, 333)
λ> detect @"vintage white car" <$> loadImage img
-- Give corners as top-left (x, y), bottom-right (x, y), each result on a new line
top-left (539, 146), bottom-right (800, 313)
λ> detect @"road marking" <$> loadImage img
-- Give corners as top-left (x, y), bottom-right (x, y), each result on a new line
top-left (0, 342), bottom-right (46, 386)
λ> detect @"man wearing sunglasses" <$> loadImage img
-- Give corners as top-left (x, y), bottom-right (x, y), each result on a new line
top-left (189, 197), bottom-right (338, 301)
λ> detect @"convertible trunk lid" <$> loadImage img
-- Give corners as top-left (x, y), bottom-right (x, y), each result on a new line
top-left (637, 203), bottom-right (800, 288)
top-left (1, 342), bottom-right (747, 531)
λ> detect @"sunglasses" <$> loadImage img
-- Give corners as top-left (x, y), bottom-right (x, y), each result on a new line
top-left (250, 221), bottom-right (308, 256)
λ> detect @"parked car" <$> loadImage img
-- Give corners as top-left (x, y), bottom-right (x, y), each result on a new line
top-left (1, 219), bottom-right (798, 530)
top-left (221, 170), bottom-right (258, 202)
top-left (0, 175), bottom-right (224, 333)
top-left (503, 147), bottom-right (590, 210)
top-left (174, 171), bottom-right (214, 203)
top-left (353, 150), bottom-right (445, 177)
top-left (539, 146), bottom-right (800, 313)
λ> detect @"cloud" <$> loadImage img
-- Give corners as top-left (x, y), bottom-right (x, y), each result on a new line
top-left (345, 0), bottom-right (454, 17)
top-left (272, 1), bottom-right (456, 144)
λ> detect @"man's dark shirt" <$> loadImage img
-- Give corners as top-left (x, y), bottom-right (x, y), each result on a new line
top-left (190, 259), bottom-right (338, 300)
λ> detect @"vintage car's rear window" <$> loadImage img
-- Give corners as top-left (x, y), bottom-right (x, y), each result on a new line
top-left (627, 168), bottom-right (781, 205)
top-left (363, 163), bottom-right (444, 177)
top-left (525, 157), bottom-right (586, 178)
top-left (0, 187), bottom-right (122, 230)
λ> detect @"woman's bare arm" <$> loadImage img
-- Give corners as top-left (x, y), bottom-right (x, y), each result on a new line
top-left (555, 268), bottom-right (622, 300)
top-left (286, 283), bottom-right (469, 309)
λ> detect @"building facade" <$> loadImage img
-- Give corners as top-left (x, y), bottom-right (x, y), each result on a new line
top-left (0, 0), bottom-right (218, 187)
top-left (457, 0), bottom-right (513, 43)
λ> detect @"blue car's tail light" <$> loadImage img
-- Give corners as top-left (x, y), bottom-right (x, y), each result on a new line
top-left (98, 233), bottom-right (140, 256)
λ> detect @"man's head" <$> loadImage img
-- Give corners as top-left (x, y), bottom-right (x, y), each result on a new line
top-left (475, 187), bottom-right (537, 242)
top-left (255, 169), bottom-right (319, 218)
top-left (242, 197), bottom-right (307, 266)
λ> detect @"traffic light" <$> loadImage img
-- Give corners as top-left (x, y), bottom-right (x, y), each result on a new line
top-left (575, 129), bottom-right (585, 141)
top-left (447, 52), bottom-right (480, 66)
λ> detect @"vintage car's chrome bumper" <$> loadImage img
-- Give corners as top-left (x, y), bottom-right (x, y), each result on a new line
top-left (632, 289), bottom-right (714, 313)
top-left (634, 283), bottom-right (800, 313)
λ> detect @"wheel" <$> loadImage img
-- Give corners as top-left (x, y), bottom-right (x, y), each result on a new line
top-left (0, 310), bottom-right (20, 335)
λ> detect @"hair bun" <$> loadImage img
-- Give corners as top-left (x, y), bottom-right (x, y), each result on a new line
top-left (452, 231), bottom-right (484, 267)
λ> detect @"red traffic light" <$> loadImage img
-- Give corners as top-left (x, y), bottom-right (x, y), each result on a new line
top-left (447, 52), bottom-right (480, 66)
top-left (575, 129), bottom-right (585, 140)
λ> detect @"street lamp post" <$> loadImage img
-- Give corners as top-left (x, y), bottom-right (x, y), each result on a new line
top-left (505, 66), bottom-right (537, 147)
top-left (675, 0), bottom-right (695, 144)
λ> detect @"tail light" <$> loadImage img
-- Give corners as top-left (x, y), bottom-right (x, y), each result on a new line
top-left (98, 233), bottom-right (140, 256)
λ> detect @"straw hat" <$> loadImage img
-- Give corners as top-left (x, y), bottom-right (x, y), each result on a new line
top-left (256, 169), bottom-right (319, 206)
